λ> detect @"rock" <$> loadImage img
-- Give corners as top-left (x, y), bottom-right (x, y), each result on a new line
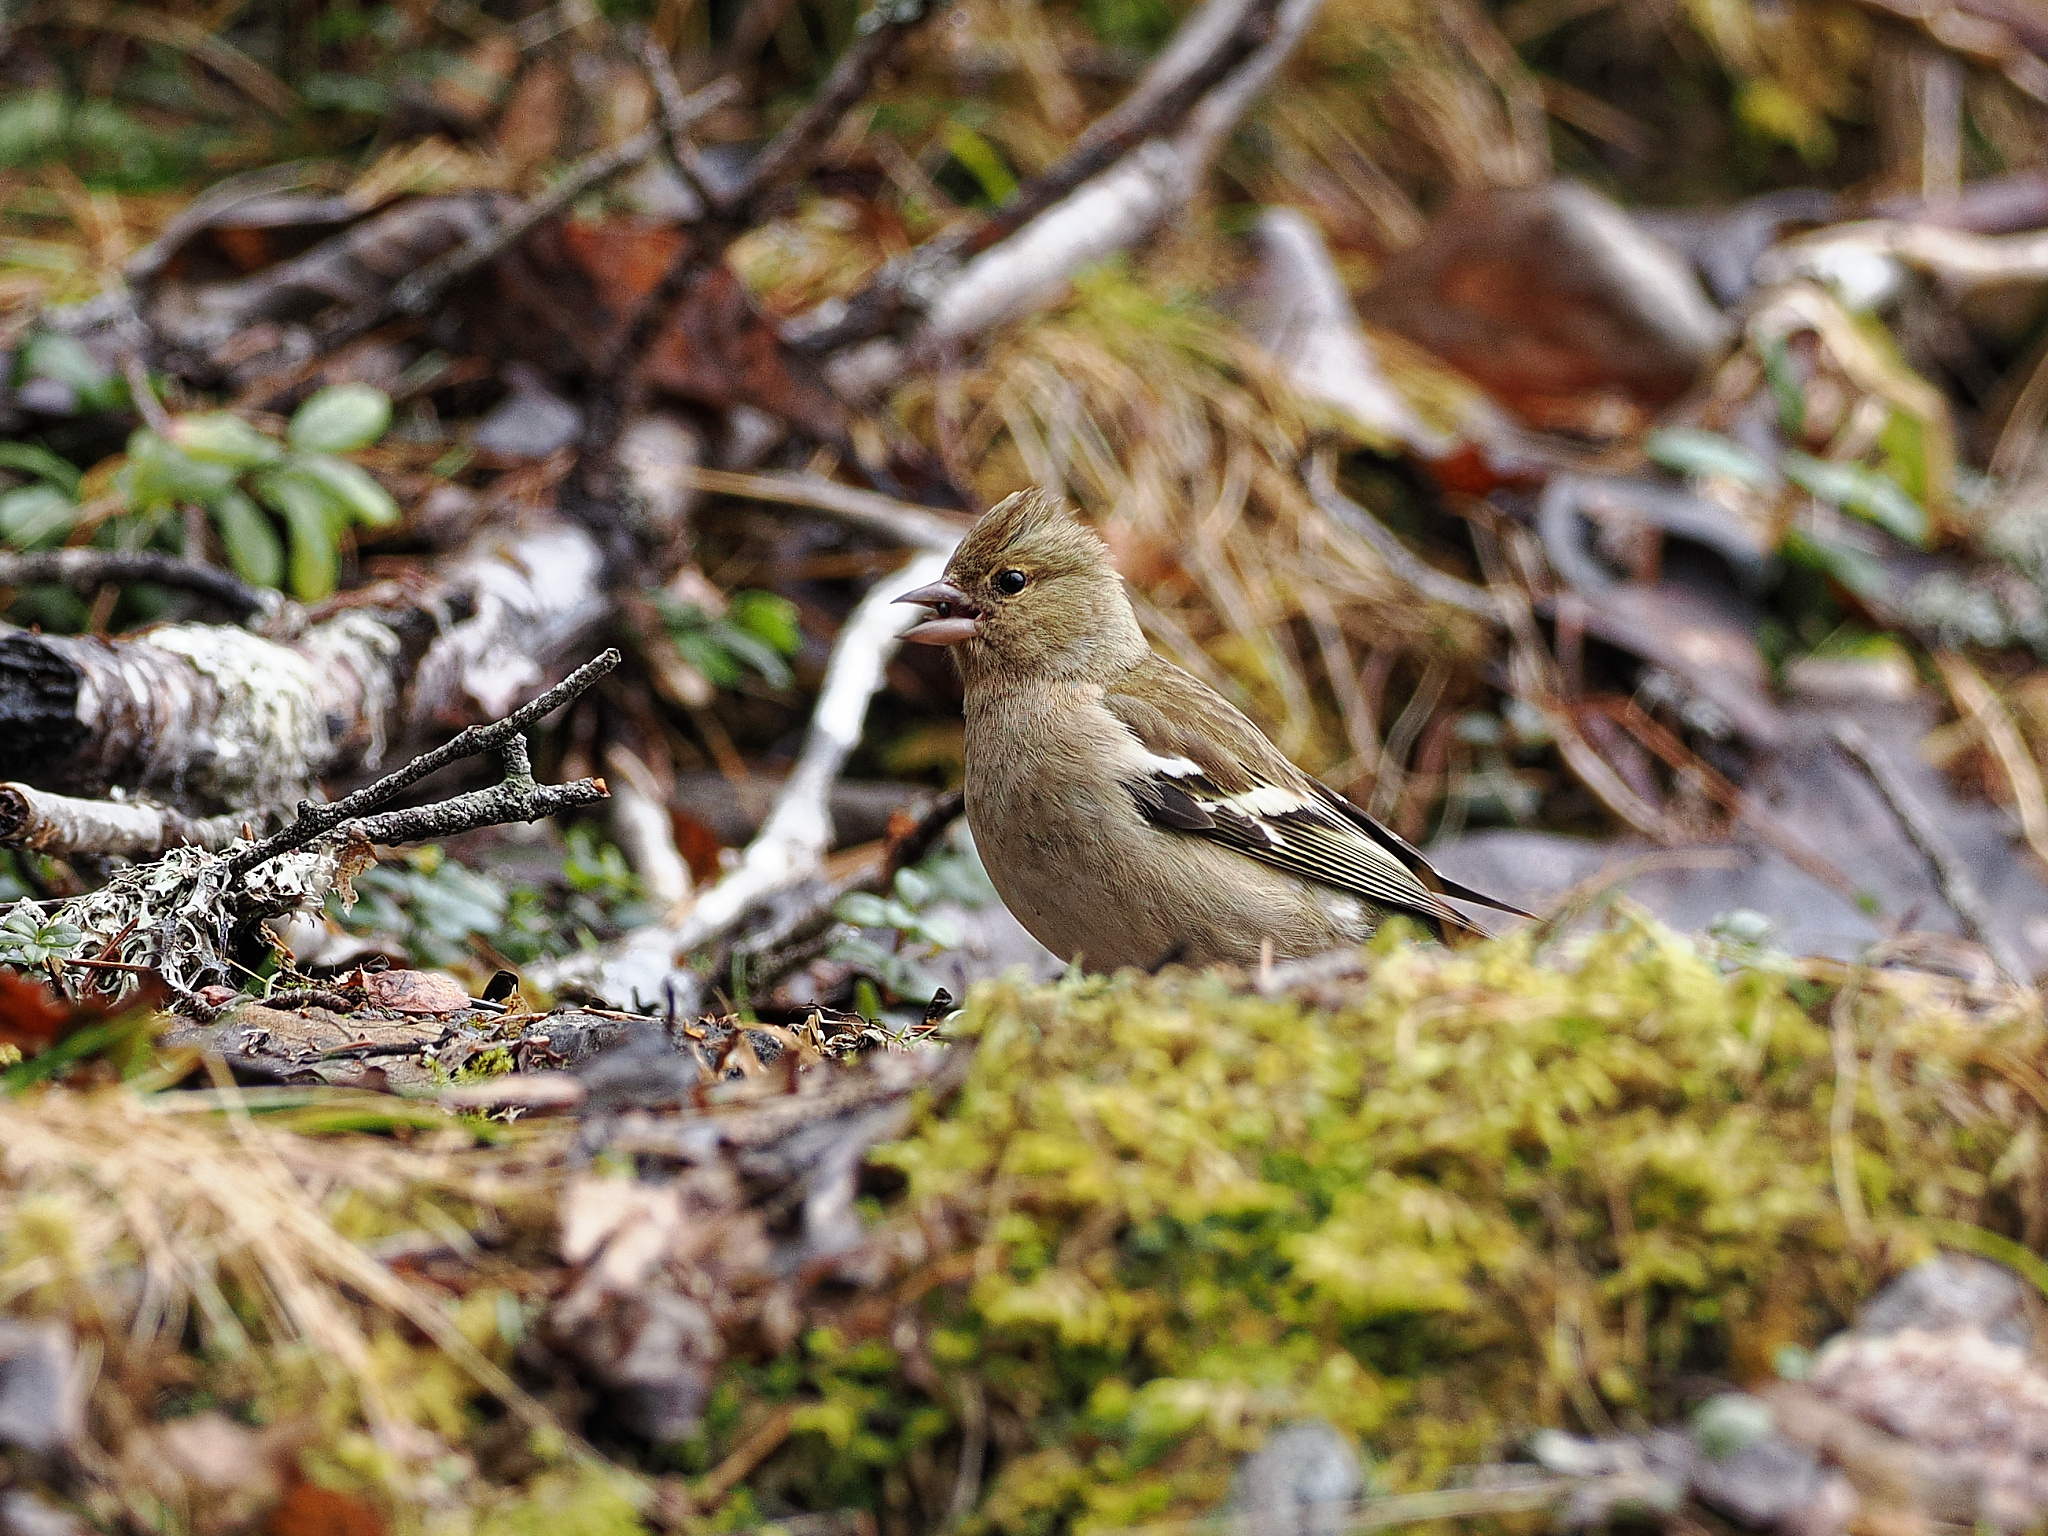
top-left (0, 1493), bottom-right (84, 1536)
top-left (471, 362), bottom-right (581, 457)
top-left (1428, 697), bottom-right (2048, 977)
top-left (1238, 208), bottom-right (1449, 456)
top-left (0, 1320), bottom-right (82, 1456)
top-left (1800, 1325), bottom-right (2048, 1529)
top-left (1225, 1420), bottom-right (1365, 1536)
top-left (1686, 1401), bottom-right (1854, 1535)
top-left (1359, 180), bottom-right (1727, 436)
top-left (617, 411), bottom-right (704, 545)
top-left (1856, 1254), bottom-right (2033, 1348)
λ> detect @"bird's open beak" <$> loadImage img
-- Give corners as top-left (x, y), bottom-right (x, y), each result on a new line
top-left (894, 580), bottom-right (982, 646)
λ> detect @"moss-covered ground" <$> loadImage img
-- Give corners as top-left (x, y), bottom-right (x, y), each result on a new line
top-left (4, 912), bottom-right (2044, 1535)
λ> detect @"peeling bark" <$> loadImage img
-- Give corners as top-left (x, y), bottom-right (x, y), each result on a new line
top-left (0, 514), bottom-right (609, 814)
top-left (0, 783), bottom-right (248, 857)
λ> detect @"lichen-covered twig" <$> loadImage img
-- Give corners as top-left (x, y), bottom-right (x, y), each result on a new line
top-left (0, 783), bottom-right (251, 858)
top-left (227, 648), bottom-right (620, 876)
top-left (0, 514), bottom-right (609, 813)
top-left (0, 549), bottom-right (278, 624)
top-left (343, 737), bottom-right (609, 849)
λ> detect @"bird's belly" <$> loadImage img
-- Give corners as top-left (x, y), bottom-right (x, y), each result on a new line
top-left (965, 770), bottom-right (1374, 971)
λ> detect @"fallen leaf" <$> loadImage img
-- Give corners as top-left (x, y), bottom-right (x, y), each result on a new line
top-left (361, 969), bottom-right (471, 1015)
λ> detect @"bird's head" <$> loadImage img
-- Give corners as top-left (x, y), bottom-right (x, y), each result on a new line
top-left (895, 488), bottom-right (1146, 684)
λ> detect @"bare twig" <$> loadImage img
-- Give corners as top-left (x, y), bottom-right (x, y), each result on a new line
top-left (0, 549), bottom-right (278, 622)
top-left (733, 0), bottom-right (954, 206)
top-left (635, 34), bottom-right (741, 214)
top-left (227, 649), bottom-right (621, 876)
top-left (1831, 718), bottom-right (2024, 978)
top-left (679, 466), bottom-right (969, 551)
top-left (119, 353), bottom-right (173, 436)
top-left (563, 1), bottom-right (957, 566)
top-left (791, 0), bottom-right (1287, 355)
top-left (0, 783), bottom-right (251, 858)
top-left (553, 550), bottom-right (954, 1008)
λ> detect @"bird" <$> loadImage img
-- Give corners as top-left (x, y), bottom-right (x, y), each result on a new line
top-left (894, 487), bottom-right (1528, 973)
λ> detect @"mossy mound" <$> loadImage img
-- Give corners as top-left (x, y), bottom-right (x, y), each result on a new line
top-left (747, 916), bottom-right (2044, 1534)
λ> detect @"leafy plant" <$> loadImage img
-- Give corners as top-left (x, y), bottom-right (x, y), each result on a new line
top-left (657, 588), bottom-right (804, 690)
top-left (829, 832), bottom-right (998, 1004)
top-left (329, 833), bottom-right (650, 970)
top-left (1646, 426), bottom-right (1931, 548)
top-left (0, 381), bottom-right (398, 600)
top-left (0, 901), bottom-right (83, 967)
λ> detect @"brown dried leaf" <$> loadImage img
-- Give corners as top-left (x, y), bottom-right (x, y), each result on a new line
top-left (360, 969), bottom-right (471, 1015)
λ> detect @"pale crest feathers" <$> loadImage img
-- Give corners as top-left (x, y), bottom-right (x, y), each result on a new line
top-left (946, 488), bottom-right (1109, 586)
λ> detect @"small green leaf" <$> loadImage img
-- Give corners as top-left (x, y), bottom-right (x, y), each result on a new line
top-left (168, 411), bottom-right (284, 469)
top-left (17, 332), bottom-right (122, 412)
top-left (708, 621), bottom-right (794, 689)
top-left (893, 867), bottom-right (934, 908)
top-left (1643, 427), bottom-right (1772, 488)
top-left (1783, 452), bottom-right (1928, 546)
top-left (1782, 528), bottom-right (1889, 602)
top-left (212, 488), bottom-right (284, 588)
top-left (0, 442), bottom-right (81, 496)
top-left (288, 453), bottom-right (400, 526)
top-left (289, 384), bottom-right (392, 453)
top-left (835, 892), bottom-right (893, 928)
top-left (0, 484), bottom-right (75, 548)
top-left (729, 589), bottom-right (803, 655)
top-left (126, 430), bottom-right (239, 510)
top-left (254, 468), bottom-right (340, 599)
top-left (944, 122), bottom-right (1017, 205)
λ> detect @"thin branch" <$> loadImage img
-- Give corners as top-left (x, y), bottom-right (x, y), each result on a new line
top-left (227, 648), bottom-right (621, 876)
top-left (1831, 718), bottom-right (2025, 978)
top-left (733, 0), bottom-right (953, 206)
top-left (635, 34), bottom-right (741, 214)
top-left (790, 0), bottom-right (1286, 355)
top-left (344, 771), bottom-right (609, 847)
top-left (679, 466), bottom-right (969, 551)
top-left (119, 353), bottom-right (174, 436)
top-left (0, 549), bottom-right (278, 622)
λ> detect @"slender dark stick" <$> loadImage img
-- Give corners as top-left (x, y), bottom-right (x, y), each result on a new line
top-left (226, 648), bottom-right (621, 876)
top-left (636, 35), bottom-right (740, 213)
top-left (0, 549), bottom-right (276, 621)
top-left (1832, 719), bottom-right (2025, 977)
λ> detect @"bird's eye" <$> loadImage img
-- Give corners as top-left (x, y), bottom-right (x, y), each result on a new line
top-left (993, 569), bottom-right (1028, 596)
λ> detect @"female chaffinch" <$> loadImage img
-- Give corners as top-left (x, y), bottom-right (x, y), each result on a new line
top-left (896, 488), bottom-right (1524, 972)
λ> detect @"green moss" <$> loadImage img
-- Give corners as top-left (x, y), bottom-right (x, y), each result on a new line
top-left (730, 912), bottom-right (2044, 1533)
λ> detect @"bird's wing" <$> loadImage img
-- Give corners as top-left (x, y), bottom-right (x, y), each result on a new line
top-left (1102, 658), bottom-right (1510, 933)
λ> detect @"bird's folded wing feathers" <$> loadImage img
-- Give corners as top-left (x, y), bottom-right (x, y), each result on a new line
top-left (1103, 663), bottom-right (1511, 931)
